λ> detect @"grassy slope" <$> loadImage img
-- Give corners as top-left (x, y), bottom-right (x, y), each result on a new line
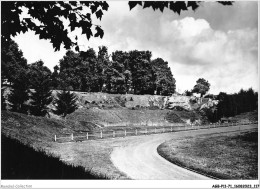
top-left (1, 110), bottom-right (129, 179)
top-left (157, 130), bottom-right (258, 179)
top-left (64, 91), bottom-right (201, 127)
top-left (66, 108), bottom-right (200, 127)
top-left (1, 134), bottom-right (103, 179)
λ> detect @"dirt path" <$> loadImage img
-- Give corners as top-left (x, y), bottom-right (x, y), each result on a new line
top-left (111, 124), bottom-right (257, 180)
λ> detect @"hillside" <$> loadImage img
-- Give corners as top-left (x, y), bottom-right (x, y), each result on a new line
top-left (56, 91), bottom-right (216, 126)
top-left (228, 111), bottom-right (258, 123)
top-left (3, 89), bottom-right (217, 129)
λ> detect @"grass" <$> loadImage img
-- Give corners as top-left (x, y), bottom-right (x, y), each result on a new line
top-left (157, 131), bottom-right (258, 179)
top-left (1, 135), bottom-right (103, 179)
top-left (67, 108), bottom-right (199, 128)
top-left (50, 139), bottom-right (130, 179)
top-left (1, 110), bottom-right (129, 179)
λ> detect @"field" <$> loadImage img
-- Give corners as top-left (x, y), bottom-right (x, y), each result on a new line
top-left (157, 130), bottom-right (258, 179)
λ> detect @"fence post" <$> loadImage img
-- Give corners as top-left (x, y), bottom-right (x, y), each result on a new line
top-left (125, 130), bottom-right (126, 137)
top-left (146, 129), bottom-right (148, 134)
top-left (71, 133), bottom-right (73, 140)
top-left (163, 128), bottom-right (165, 133)
top-left (136, 129), bottom-right (137, 135)
top-left (54, 135), bottom-right (56, 142)
top-left (113, 131), bottom-right (115, 138)
top-left (86, 132), bottom-right (88, 140)
top-left (100, 131), bottom-right (102, 138)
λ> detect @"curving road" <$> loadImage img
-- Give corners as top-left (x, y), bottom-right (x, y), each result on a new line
top-left (111, 124), bottom-right (257, 180)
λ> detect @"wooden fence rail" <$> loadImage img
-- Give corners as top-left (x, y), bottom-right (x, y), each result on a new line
top-left (54, 121), bottom-right (258, 142)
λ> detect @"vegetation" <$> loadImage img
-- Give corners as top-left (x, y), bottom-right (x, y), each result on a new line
top-left (158, 131), bottom-right (258, 179)
top-left (1, 134), bottom-right (103, 179)
top-left (8, 73), bottom-right (30, 114)
top-left (192, 78), bottom-right (210, 97)
top-left (1, 110), bottom-right (129, 179)
top-left (53, 48), bottom-right (176, 95)
top-left (28, 61), bottom-right (53, 116)
top-left (129, 1), bottom-right (233, 14)
top-left (1, 1), bottom-right (108, 51)
top-left (53, 90), bottom-right (78, 117)
top-left (204, 88), bottom-right (258, 123)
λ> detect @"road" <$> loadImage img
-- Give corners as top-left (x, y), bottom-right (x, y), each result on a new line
top-left (111, 124), bottom-right (258, 180)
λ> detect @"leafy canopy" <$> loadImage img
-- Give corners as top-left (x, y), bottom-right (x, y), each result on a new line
top-left (129, 1), bottom-right (233, 14)
top-left (1, 1), bottom-right (109, 51)
top-left (192, 78), bottom-right (210, 97)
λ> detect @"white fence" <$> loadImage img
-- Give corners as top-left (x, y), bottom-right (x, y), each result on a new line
top-left (54, 121), bottom-right (258, 143)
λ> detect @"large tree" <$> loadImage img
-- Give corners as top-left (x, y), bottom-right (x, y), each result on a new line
top-left (151, 58), bottom-right (176, 95)
top-left (28, 60), bottom-right (53, 117)
top-left (1, 1), bottom-right (233, 51)
top-left (1, 39), bottom-right (27, 85)
top-left (1, 39), bottom-right (29, 113)
top-left (192, 78), bottom-right (210, 97)
top-left (58, 50), bottom-right (83, 91)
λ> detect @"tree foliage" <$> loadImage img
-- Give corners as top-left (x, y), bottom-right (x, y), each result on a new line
top-left (216, 88), bottom-right (258, 119)
top-left (28, 60), bottom-right (53, 117)
top-left (192, 78), bottom-right (210, 97)
top-left (1, 1), bottom-right (109, 51)
top-left (53, 90), bottom-right (78, 117)
top-left (2, 39), bottom-right (29, 114)
top-left (8, 70), bottom-right (30, 114)
top-left (151, 58), bottom-right (176, 95)
top-left (54, 47), bottom-right (176, 95)
top-left (1, 39), bottom-right (27, 85)
top-left (128, 1), bottom-right (233, 14)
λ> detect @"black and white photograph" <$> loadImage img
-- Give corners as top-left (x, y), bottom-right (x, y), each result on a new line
top-left (1, 1), bottom-right (259, 188)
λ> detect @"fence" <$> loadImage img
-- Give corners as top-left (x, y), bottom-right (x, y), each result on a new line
top-left (54, 121), bottom-right (258, 143)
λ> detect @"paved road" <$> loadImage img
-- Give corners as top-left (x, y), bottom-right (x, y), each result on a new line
top-left (111, 124), bottom-right (258, 180)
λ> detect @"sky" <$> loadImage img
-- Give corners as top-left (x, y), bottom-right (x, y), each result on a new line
top-left (13, 1), bottom-right (258, 95)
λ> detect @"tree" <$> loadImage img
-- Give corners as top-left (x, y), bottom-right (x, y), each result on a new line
top-left (151, 58), bottom-right (176, 95)
top-left (53, 90), bottom-right (78, 117)
top-left (1, 39), bottom-right (29, 113)
top-left (51, 65), bottom-right (60, 89)
top-left (1, 39), bottom-right (27, 85)
top-left (192, 78), bottom-right (210, 97)
top-left (1, 1), bottom-right (109, 51)
top-left (128, 50), bottom-right (154, 94)
top-left (2, 1), bottom-right (233, 51)
top-left (8, 69), bottom-right (30, 114)
top-left (58, 50), bottom-right (83, 91)
top-left (128, 1), bottom-right (233, 14)
top-left (28, 60), bottom-right (53, 117)
top-left (184, 90), bottom-right (193, 96)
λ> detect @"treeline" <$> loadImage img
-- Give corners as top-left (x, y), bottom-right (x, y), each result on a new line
top-left (1, 39), bottom-right (176, 116)
top-left (205, 88), bottom-right (258, 122)
top-left (53, 46), bottom-right (176, 95)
